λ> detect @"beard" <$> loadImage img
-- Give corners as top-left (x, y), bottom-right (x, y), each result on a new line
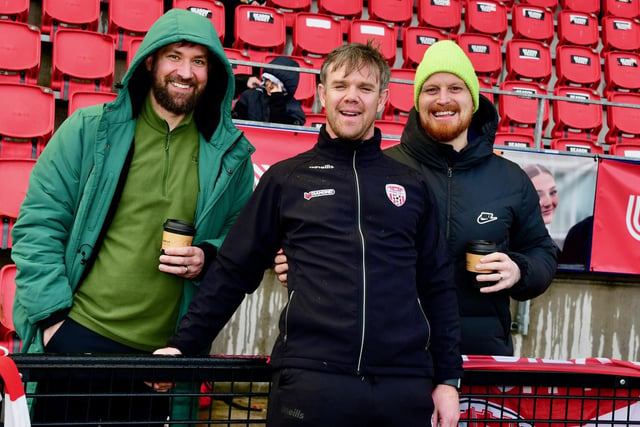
top-left (150, 71), bottom-right (205, 115)
top-left (420, 106), bottom-right (473, 142)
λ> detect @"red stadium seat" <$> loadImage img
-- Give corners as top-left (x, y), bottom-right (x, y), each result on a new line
top-left (68, 90), bottom-right (118, 116)
top-left (316, 0), bottom-right (363, 34)
top-left (51, 29), bottom-right (115, 101)
top-left (234, 5), bottom-right (286, 65)
top-left (376, 119), bottom-right (405, 136)
top-left (464, 0), bottom-right (508, 40)
top-left (0, 264), bottom-right (17, 332)
top-left (605, 92), bottom-right (640, 144)
top-left (0, 0), bottom-right (28, 22)
top-left (520, 0), bottom-right (558, 11)
top-left (0, 20), bottom-right (40, 85)
top-left (266, 0), bottom-right (311, 27)
top-left (604, 51), bottom-right (640, 97)
top-left (479, 78), bottom-right (495, 103)
top-left (601, 16), bottom-right (640, 55)
top-left (609, 143), bottom-right (640, 157)
top-left (173, 0), bottom-right (225, 43)
top-left (305, 113), bottom-right (326, 128)
top-left (456, 32), bottom-right (503, 86)
top-left (348, 20), bottom-right (397, 67)
top-left (402, 26), bottom-right (450, 69)
top-left (0, 83), bottom-right (55, 159)
top-left (108, 0), bottom-right (164, 52)
top-left (264, 54), bottom-right (317, 114)
top-left (368, 0), bottom-right (413, 28)
top-left (0, 159), bottom-right (36, 250)
top-left (555, 45), bottom-right (601, 90)
top-left (41, 0), bottom-right (100, 37)
top-left (494, 132), bottom-right (535, 148)
top-left (511, 4), bottom-right (554, 44)
top-left (417, 0), bottom-right (462, 34)
top-left (550, 138), bottom-right (604, 154)
top-left (505, 39), bottom-right (552, 86)
top-left (126, 37), bottom-right (144, 68)
top-left (556, 9), bottom-right (599, 48)
top-left (498, 80), bottom-right (549, 136)
top-left (560, 0), bottom-right (600, 15)
top-left (551, 86), bottom-right (603, 140)
top-left (602, 0), bottom-right (640, 19)
top-left (292, 12), bottom-right (343, 70)
top-left (224, 47), bottom-right (253, 76)
top-left (384, 68), bottom-right (415, 122)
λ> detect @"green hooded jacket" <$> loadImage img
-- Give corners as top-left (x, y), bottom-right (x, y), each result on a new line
top-left (10, 9), bottom-right (255, 357)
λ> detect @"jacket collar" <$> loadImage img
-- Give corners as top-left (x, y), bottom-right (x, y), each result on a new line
top-left (315, 125), bottom-right (384, 162)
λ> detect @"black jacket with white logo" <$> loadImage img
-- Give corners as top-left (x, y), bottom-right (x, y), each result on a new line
top-left (168, 127), bottom-right (462, 381)
top-left (386, 96), bottom-right (557, 356)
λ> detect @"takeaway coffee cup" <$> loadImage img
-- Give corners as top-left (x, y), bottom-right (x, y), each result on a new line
top-left (161, 219), bottom-right (195, 252)
top-left (466, 240), bottom-right (498, 289)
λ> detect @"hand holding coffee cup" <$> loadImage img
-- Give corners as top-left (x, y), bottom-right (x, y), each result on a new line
top-left (466, 240), bottom-right (499, 289)
top-left (159, 219), bottom-right (198, 278)
top-left (161, 219), bottom-right (195, 252)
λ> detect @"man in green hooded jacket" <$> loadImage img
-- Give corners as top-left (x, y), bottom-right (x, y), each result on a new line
top-left (10, 8), bottom-right (254, 425)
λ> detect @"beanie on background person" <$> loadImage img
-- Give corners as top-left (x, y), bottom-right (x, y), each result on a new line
top-left (413, 40), bottom-right (480, 113)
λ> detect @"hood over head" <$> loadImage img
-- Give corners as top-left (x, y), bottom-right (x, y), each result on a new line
top-left (120, 8), bottom-right (235, 140)
top-left (262, 56), bottom-right (300, 97)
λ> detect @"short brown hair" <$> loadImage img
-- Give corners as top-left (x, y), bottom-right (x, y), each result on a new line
top-left (320, 41), bottom-right (390, 91)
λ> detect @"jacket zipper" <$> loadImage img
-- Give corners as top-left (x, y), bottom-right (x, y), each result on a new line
top-left (162, 132), bottom-right (171, 196)
top-left (417, 298), bottom-right (432, 350)
top-left (353, 151), bottom-right (367, 374)
top-left (445, 166), bottom-right (453, 239)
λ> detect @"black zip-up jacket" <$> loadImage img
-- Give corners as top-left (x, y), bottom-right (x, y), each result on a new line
top-left (169, 127), bottom-right (463, 381)
top-left (385, 96), bottom-right (557, 356)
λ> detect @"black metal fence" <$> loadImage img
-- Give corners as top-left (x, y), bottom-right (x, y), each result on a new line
top-left (5, 354), bottom-right (640, 426)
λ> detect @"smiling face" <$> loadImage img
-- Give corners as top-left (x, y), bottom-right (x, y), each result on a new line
top-left (146, 42), bottom-right (209, 120)
top-left (531, 172), bottom-right (559, 225)
top-left (318, 64), bottom-right (389, 142)
top-left (417, 72), bottom-right (474, 151)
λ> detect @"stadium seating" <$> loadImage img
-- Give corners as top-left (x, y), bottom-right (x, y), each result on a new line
top-left (384, 68), bottom-right (415, 122)
top-left (603, 51), bottom-right (640, 97)
top-left (511, 3), bottom-right (555, 44)
top-left (497, 80), bottom-right (549, 136)
top-left (0, 83), bottom-right (55, 159)
top-left (224, 47), bottom-right (253, 76)
top-left (555, 45), bottom-right (602, 90)
top-left (292, 12), bottom-right (343, 70)
top-left (551, 86), bottom-right (603, 140)
top-left (376, 119), bottom-right (405, 136)
top-left (601, 15), bottom-right (640, 55)
top-left (401, 26), bottom-right (450, 69)
top-left (520, 0), bottom-right (559, 11)
top-left (367, 0), bottom-right (414, 29)
top-left (560, 0), bottom-right (600, 14)
top-left (550, 138), bottom-right (605, 154)
top-left (456, 32), bottom-right (503, 85)
top-left (556, 9), bottom-right (599, 48)
top-left (264, 54), bottom-right (317, 114)
top-left (348, 20), bottom-right (397, 67)
top-left (478, 78), bottom-right (495, 103)
top-left (0, 159), bottom-right (36, 250)
top-left (0, 0), bottom-right (29, 22)
top-left (108, 0), bottom-right (164, 52)
top-left (234, 5), bottom-right (286, 65)
top-left (68, 90), bottom-right (118, 116)
top-left (609, 143), bottom-right (640, 157)
top-left (266, 0), bottom-right (311, 27)
top-left (417, 0), bottom-right (462, 34)
top-left (494, 131), bottom-right (535, 148)
top-left (41, 0), bottom-right (100, 37)
top-left (316, 0), bottom-right (363, 34)
top-left (602, 0), bottom-right (640, 19)
top-left (0, 20), bottom-right (40, 85)
top-left (51, 29), bottom-right (115, 100)
top-left (172, 0), bottom-right (225, 43)
top-left (126, 37), bottom-right (144, 68)
top-left (305, 113), bottom-right (325, 128)
top-left (605, 92), bottom-right (640, 144)
top-left (0, 264), bottom-right (21, 353)
top-left (464, 0), bottom-right (509, 40)
top-left (504, 39), bottom-right (552, 86)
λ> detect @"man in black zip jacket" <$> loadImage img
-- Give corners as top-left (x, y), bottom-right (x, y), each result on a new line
top-left (276, 40), bottom-right (557, 357)
top-left (154, 42), bottom-right (463, 427)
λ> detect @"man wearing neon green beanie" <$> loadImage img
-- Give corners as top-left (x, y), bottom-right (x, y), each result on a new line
top-left (386, 40), bottom-right (557, 356)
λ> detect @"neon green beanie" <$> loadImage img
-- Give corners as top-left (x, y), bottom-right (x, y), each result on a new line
top-left (414, 40), bottom-right (480, 113)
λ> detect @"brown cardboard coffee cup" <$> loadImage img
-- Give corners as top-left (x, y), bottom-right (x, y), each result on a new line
top-left (466, 240), bottom-right (497, 288)
top-left (161, 219), bottom-right (195, 251)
